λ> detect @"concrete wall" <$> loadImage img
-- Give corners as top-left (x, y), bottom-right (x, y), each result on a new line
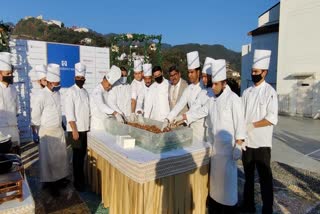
top-left (241, 32), bottom-right (279, 94)
top-left (277, 0), bottom-right (320, 117)
top-left (258, 3), bottom-right (280, 27)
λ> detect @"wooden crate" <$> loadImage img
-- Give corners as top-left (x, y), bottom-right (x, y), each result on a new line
top-left (0, 171), bottom-right (23, 204)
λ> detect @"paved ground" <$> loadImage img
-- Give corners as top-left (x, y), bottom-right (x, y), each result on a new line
top-left (273, 116), bottom-right (320, 173)
top-left (17, 115), bottom-right (320, 213)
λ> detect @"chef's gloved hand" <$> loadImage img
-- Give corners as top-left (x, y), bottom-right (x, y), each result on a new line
top-left (233, 143), bottom-right (242, 161)
top-left (173, 115), bottom-right (184, 125)
top-left (32, 132), bottom-right (39, 144)
top-left (240, 141), bottom-right (247, 151)
top-left (137, 114), bottom-right (144, 124)
top-left (130, 113), bottom-right (137, 122)
top-left (115, 112), bottom-right (125, 123)
top-left (247, 123), bottom-right (255, 133)
top-left (161, 119), bottom-right (170, 131)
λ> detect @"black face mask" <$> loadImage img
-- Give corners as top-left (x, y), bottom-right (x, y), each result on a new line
top-left (155, 75), bottom-right (163, 84)
top-left (2, 76), bottom-right (14, 85)
top-left (251, 74), bottom-right (263, 83)
top-left (75, 79), bottom-right (85, 88)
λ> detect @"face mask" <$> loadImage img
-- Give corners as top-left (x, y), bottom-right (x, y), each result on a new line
top-left (155, 75), bottom-right (163, 84)
top-left (52, 85), bottom-right (61, 92)
top-left (2, 76), bottom-right (14, 85)
top-left (75, 79), bottom-right (85, 88)
top-left (119, 77), bottom-right (127, 84)
top-left (251, 74), bottom-right (263, 83)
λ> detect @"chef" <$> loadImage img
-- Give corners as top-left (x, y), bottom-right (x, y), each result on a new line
top-left (0, 52), bottom-right (20, 154)
top-left (29, 64), bottom-right (47, 144)
top-left (183, 59), bottom-right (246, 213)
top-left (149, 65), bottom-right (170, 121)
top-left (130, 59), bottom-right (144, 121)
top-left (240, 49), bottom-right (278, 214)
top-left (108, 66), bottom-right (132, 119)
top-left (163, 51), bottom-right (206, 142)
top-left (90, 65), bottom-right (124, 130)
top-left (136, 63), bottom-right (154, 121)
top-left (65, 62), bottom-right (90, 192)
top-left (31, 63), bottom-right (69, 197)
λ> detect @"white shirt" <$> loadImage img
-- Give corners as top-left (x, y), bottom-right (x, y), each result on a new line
top-left (108, 82), bottom-right (132, 117)
top-left (242, 81), bottom-right (278, 148)
top-left (131, 79), bottom-right (144, 100)
top-left (169, 78), bottom-right (182, 107)
top-left (0, 82), bottom-right (18, 127)
top-left (31, 87), bottom-right (62, 129)
top-left (65, 84), bottom-right (90, 132)
top-left (166, 82), bottom-right (204, 121)
top-left (150, 78), bottom-right (170, 121)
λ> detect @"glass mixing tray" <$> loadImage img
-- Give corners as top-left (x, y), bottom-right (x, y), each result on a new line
top-left (104, 118), bottom-right (193, 153)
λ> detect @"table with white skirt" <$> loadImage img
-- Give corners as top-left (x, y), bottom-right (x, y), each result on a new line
top-left (86, 130), bottom-right (211, 214)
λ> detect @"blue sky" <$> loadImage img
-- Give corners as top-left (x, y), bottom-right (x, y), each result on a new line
top-left (2, 0), bottom-right (279, 51)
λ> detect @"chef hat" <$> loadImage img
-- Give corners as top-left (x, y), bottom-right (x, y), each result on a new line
top-left (75, 62), bottom-right (86, 77)
top-left (252, 49), bottom-right (271, 70)
top-left (46, 63), bottom-right (60, 82)
top-left (0, 52), bottom-right (12, 71)
top-left (143, 63), bottom-right (152, 77)
top-left (28, 70), bottom-right (38, 81)
top-left (202, 57), bottom-right (215, 75)
top-left (35, 64), bottom-right (47, 80)
top-left (133, 59), bottom-right (143, 73)
top-left (211, 59), bottom-right (227, 82)
top-left (105, 65), bottom-right (121, 85)
top-left (187, 51), bottom-right (200, 70)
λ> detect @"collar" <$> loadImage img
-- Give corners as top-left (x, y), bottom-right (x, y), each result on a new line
top-left (0, 81), bottom-right (7, 89)
top-left (44, 86), bottom-right (54, 94)
top-left (253, 80), bottom-right (266, 89)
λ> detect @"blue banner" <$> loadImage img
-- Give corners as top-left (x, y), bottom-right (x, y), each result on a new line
top-left (47, 43), bottom-right (80, 87)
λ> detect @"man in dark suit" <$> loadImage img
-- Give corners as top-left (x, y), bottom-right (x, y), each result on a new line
top-left (168, 66), bottom-right (188, 115)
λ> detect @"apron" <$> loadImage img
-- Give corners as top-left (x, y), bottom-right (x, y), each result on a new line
top-left (209, 151), bottom-right (237, 206)
top-left (190, 118), bottom-right (206, 142)
top-left (39, 127), bottom-right (69, 182)
top-left (0, 126), bottom-right (20, 146)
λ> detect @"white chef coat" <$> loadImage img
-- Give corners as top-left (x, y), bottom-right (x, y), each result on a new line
top-left (65, 84), bottom-right (90, 132)
top-left (32, 87), bottom-right (68, 182)
top-left (131, 79), bottom-right (144, 100)
top-left (242, 81), bottom-right (278, 148)
top-left (136, 83), bottom-right (154, 119)
top-left (108, 82), bottom-right (132, 117)
top-left (0, 82), bottom-right (20, 145)
top-left (187, 85), bottom-right (246, 206)
top-left (90, 84), bottom-right (115, 130)
top-left (186, 87), bottom-right (214, 142)
top-left (149, 78), bottom-right (170, 121)
top-left (166, 82), bottom-right (206, 141)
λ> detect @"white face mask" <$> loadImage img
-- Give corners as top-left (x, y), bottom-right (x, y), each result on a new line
top-left (120, 77), bottom-right (127, 84)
